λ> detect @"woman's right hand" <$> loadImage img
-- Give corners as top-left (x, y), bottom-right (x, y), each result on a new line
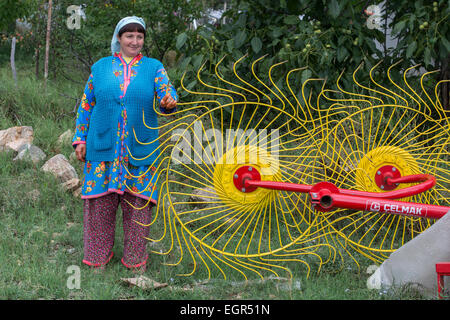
top-left (75, 144), bottom-right (86, 162)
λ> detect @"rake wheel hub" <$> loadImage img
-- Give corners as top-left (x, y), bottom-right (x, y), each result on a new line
top-left (355, 146), bottom-right (420, 200)
top-left (213, 145), bottom-right (280, 205)
top-left (233, 166), bottom-right (261, 193)
top-left (374, 165), bottom-right (401, 191)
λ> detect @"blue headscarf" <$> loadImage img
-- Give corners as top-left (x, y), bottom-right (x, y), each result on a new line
top-left (111, 16), bottom-right (146, 55)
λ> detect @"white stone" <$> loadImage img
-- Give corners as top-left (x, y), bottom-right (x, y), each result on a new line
top-left (26, 189), bottom-right (41, 202)
top-left (41, 154), bottom-right (78, 183)
top-left (73, 187), bottom-right (82, 198)
top-left (367, 267), bottom-right (382, 290)
top-left (57, 129), bottom-right (73, 147)
top-left (13, 143), bottom-right (46, 163)
top-left (0, 126), bottom-right (33, 152)
top-left (366, 264), bottom-right (379, 275)
top-left (189, 187), bottom-right (217, 204)
top-left (60, 178), bottom-right (81, 192)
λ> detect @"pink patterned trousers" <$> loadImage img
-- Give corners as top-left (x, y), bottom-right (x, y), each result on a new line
top-left (82, 192), bottom-right (153, 268)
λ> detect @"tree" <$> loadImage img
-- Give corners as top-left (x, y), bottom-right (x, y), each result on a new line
top-left (176, 0), bottom-right (386, 101)
top-left (18, 0), bottom-right (201, 82)
top-left (387, 0), bottom-right (450, 109)
top-left (175, 0), bottom-right (449, 111)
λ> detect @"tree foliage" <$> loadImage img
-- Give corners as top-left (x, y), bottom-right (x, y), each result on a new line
top-left (14, 0), bottom-right (202, 80)
top-left (175, 0), bottom-right (449, 108)
top-left (176, 0), bottom-right (386, 101)
top-left (389, 0), bottom-right (449, 66)
top-left (2, 0), bottom-right (448, 107)
top-left (387, 0), bottom-right (449, 107)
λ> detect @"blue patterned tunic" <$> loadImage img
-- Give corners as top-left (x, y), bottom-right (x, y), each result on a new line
top-left (72, 53), bottom-right (177, 204)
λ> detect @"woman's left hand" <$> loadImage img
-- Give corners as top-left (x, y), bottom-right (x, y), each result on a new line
top-left (160, 93), bottom-right (177, 110)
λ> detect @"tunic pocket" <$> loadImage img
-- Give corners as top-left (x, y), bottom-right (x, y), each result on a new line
top-left (131, 127), bottom-right (159, 159)
top-left (93, 124), bottom-right (113, 151)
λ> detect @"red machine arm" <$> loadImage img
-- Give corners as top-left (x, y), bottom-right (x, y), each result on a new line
top-left (244, 173), bottom-right (449, 220)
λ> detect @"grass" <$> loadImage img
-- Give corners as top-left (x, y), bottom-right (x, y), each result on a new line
top-left (0, 59), bottom-right (435, 301)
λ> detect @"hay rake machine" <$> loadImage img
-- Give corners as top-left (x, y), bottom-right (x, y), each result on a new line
top-left (128, 56), bottom-right (449, 281)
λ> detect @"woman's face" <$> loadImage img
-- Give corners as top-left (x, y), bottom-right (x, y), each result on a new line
top-left (117, 31), bottom-right (144, 57)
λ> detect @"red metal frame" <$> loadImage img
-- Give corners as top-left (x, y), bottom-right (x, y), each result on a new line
top-left (436, 262), bottom-right (450, 299)
top-left (235, 166), bottom-right (450, 220)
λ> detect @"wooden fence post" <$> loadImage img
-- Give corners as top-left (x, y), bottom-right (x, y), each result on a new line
top-left (11, 36), bottom-right (17, 87)
top-left (44, 0), bottom-right (53, 87)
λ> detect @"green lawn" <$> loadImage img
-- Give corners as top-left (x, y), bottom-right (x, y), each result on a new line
top-left (0, 61), bottom-right (433, 301)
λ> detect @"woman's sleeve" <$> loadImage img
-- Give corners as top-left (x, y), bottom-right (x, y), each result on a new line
top-left (154, 66), bottom-right (178, 114)
top-left (72, 73), bottom-right (96, 148)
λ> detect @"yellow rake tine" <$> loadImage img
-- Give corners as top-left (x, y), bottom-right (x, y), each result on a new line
top-left (176, 226), bottom-right (197, 277)
top-left (250, 258), bottom-right (294, 280)
top-left (196, 61), bottom-right (235, 104)
top-left (286, 67), bottom-right (308, 119)
top-left (249, 54), bottom-right (275, 104)
top-left (386, 60), bottom-right (410, 106)
top-left (189, 236), bottom-right (211, 280)
top-left (209, 250), bottom-right (249, 281)
top-left (225, 256), bottom-right (264, 280)
top-left (435, 80), bottom-right (450, 116)
top-left (352, 62), bottom-right (385, 105)
top-left (268, 60), bottom-right (290, 110)
top-left (210, 205), bottom-right (256, 250)
top-left (335, 69), bottom-right (374, 107)
top-left (420, 70), bottom-right (441, 114)
top-left (402, 64), bottom-right (425, 109)
top-left (214, 56), bottom-right (248, 103)
top-left (232, 54), bottom-right (262, 103)
top-left (368, 60), bottom-right (399, 104)
top-left (200, 244), bottom-right (227, 280)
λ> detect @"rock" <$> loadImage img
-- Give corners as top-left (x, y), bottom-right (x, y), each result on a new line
top-left (0, 126), bottom-right (33, 152)
top-left (73, 187), bottom-right (82, 198)
top-left (366, 264), bottom-right (378, 275)
top-left (13, 143), bottom-right (46, 163)
top-left (61, 178), bottom-right (81, 192)
top-left (26, 189), bottom-right (41, 202)
top-left (121, 276), bottom-right (168, 290)
top-left (189, 187), bottom-right (217, 206)
top-left (66, 222), bottom-right (76, 228)
top-left (57, 129), bottom-right (73, 147)
top-left (69, 151), bottom-right (77, 162)
top-left (41, 154), bottom-right (78, 183)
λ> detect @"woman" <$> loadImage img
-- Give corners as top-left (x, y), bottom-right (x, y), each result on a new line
top-left (72, 16), bottom-right (177, 271)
